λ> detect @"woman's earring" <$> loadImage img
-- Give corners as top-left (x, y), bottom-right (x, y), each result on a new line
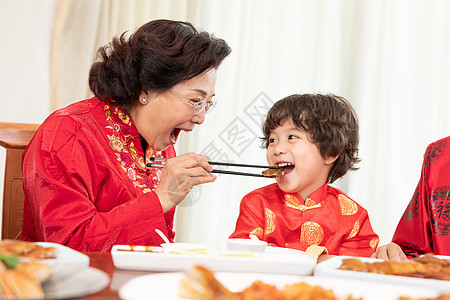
top-left (141, 97), bottom-right (148, 104)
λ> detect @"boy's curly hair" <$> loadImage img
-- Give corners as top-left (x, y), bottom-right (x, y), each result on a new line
top-left (261, 94), bottom-right (360, 183)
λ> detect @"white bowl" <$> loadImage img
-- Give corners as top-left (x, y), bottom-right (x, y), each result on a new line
top-left (226, 238), bottom-right (267, 252)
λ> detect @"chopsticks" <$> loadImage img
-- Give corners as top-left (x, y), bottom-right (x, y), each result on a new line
top-left (147, 157), bottom-right (279, 178)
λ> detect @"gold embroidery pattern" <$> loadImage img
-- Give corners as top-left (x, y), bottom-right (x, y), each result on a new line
top-left (300, 221), bottom-right (324, 245)
top-left (104, 103), bottom-right (163, 194)
top-left (250, 227), bottom-right (264, 240)
top-left (338, 194), bottom-right (358, 216)
top-left (347, 220), bottom-right (360, 239)
top-left (285, 194), bottom-right (301, 208)
top-left (284, 195), bottom-right (322, 211)
top-left (108, 135), bottom-right (124, 152)
top-left (370, 237), bottom-right (379, 250)
top-left (264, 208), bottom-right (276, 235)
top-left (305, 198), bottom-right (316, 206)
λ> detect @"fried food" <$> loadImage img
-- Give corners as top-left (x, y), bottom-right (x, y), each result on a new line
top-left (400, 295), bottom-right (450, 300)
top-left (179, 265), bottom-right (362, 300)
top-left (0, 261), bottom-right (51, 299)
top-left (339, 254), bottom-right (450, 281)
top-left (262, 168), bottom-right (282, 178)
top-left (0, 240), bottom-right (53, 299)
top-left (0, 239), bottom-right (57, 259)
top-left (179, 265), bottom-right (236, 300)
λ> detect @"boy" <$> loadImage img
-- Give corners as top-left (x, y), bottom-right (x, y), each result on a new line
top-left (230, 94), bottom-right (379, 257)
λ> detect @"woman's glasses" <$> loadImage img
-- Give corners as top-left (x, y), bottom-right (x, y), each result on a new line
top-left (168, 89), bottom-right (216, 115)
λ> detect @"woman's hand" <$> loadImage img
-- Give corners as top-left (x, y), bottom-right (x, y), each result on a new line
top-left (155, 152), bottom-right (216, 212)
top-left (371, 242), bottom-right (408, 262)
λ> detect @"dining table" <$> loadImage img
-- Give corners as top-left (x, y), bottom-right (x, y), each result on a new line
top-left (67, 250), bottom-right (449, 300)
top-left (71, 249), bottom-right (326, 299)
top-left (77, 251), bottom-right (148, 300)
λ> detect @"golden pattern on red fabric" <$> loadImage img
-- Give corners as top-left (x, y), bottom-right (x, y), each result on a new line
top-left (285, 194), bottom-right (301, 208)
top-left (250, 227), bottom-right (264, 240)
top-left (347, 220), bottom-right (360, 239)
top-left (300, 221), bottom-right (324, 245)
top-left (370, 237), bottom-right (379, 250)
top-left (305, 198), bottom-right (316, 206)
top-left (264, 208), bottom-right (276, 234)
top-left (104, 103), bottom-right (163, 194)
top-left (284, 195), bottom-right (322, 212)
top-left (338, 194), bottom-right (358, 216)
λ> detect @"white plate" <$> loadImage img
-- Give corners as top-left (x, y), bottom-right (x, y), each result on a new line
top-left (314, 255), bottom-right (450, 293)
top-left (35, 242), bottom-right (90, 267)
top-left (42, 264), bottom-right (110, 299)
top-left (119, 271), bottom-right (440, 300)
top-left (112, 244), bottom-right (315, 275)
top-left (265, 246), bottom-right (304, 255)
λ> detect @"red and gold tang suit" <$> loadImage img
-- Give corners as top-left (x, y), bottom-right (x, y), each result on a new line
top-left (230, 182), bottom-right (379, 257)
top-left (392, 136), bottom-right (450, 257)
top-left (20, 97), bottom-right (176, 251)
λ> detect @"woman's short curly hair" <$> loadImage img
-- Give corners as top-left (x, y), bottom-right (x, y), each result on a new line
top-left (261, 94), bottom-right (360, 183)
top-left (89, 19), bottom-right (231, 107)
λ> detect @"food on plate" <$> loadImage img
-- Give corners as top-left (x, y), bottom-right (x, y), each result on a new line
top-left (0, 240), bottom-right (54, 299)
top-left (116, 245), bottom-right (163, 252)
top-left (0, 239), bottom-right (57, 259)
top-left (400, 295), bottom-right (450, 300)
top-left (262, 168), bottom-right (282, 178)
top-left (0, 253), bottom-right (51, 299)
top-left (338, 254), bottom-right (450, 281)
top-left (179, 265), bottom-right (362, 300)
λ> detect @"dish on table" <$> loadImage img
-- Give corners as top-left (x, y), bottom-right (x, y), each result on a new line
top-left (42, 264), bottom-right (110, 299)
top-left (339, 254), bottom-right (450, 280)
top-left (0, 240), bottom-right (107, 299)
top-left (314, 255), bottom-right (450, 293)
top-left (0, 240), bottom-right (89, 266)
top-left (119, 265), bottom-right (440, 300)
top-left (112, 244), bottom-right (315, 275)
top-left (35, 242), bottom-right (90, 267)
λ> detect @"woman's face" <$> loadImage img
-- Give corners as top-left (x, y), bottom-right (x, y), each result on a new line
top-left (131, 68), bottom-right (217, 151)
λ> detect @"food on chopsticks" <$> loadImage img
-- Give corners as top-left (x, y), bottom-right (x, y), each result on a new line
top-left (262, 167), bottom-right (282, 178)
top-left (179, 265), bottom-right (361, 300)
top-left (339, 254), bottom-right (450, 281)
top-left (0, 239), bottom-right (57, 259)
top-left (0, 241), bottom-right (53, 299)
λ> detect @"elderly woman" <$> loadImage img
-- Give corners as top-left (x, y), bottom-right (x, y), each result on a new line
top-left (20, 20), bottom-right (231, 251)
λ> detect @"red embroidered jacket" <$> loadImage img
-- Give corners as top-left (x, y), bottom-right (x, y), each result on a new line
top-left (21, 97), bottom-right (175, 251)
top-left (230, 183), bottom-right (379, 257)
top-left (392, 136), bottom-right (450, 257)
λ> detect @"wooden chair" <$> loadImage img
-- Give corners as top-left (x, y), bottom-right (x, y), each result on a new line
top-left (0, 122), bottom-right (40, 240)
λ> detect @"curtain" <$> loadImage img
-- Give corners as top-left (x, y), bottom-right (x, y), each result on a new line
top-left (50, 0), bottom-right (203, 110)
top-left (47, 0), bottom-right (450, 248)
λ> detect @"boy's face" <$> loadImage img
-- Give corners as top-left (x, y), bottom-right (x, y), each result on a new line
top-left (266, 118), bottom-right (335, 199)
